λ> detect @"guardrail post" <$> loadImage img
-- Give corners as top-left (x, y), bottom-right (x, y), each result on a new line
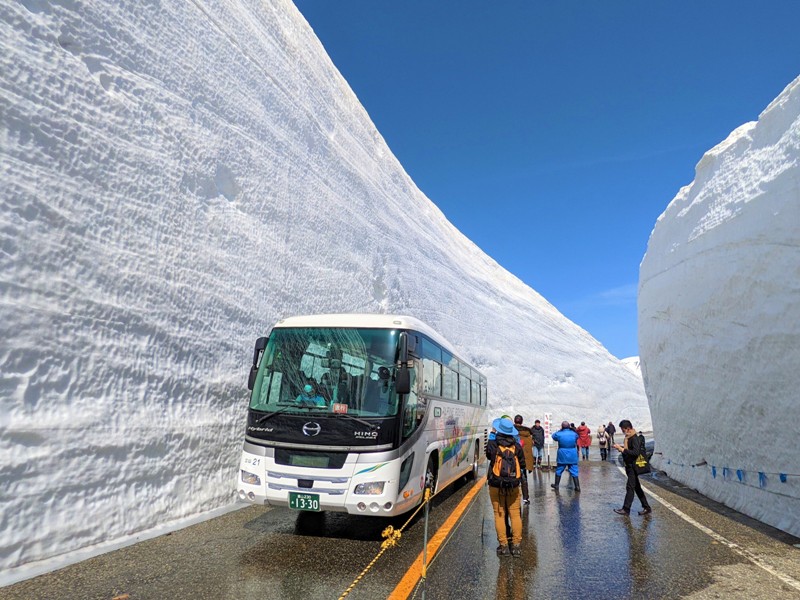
top-left (421, 488), bottom-right (431, 599)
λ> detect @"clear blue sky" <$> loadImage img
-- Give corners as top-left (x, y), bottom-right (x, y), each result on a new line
top-left (293, 0), bottom-right (800, 359)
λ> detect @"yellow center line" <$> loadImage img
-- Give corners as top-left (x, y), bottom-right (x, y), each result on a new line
top-left (387, 475), bottom-right (487, 600)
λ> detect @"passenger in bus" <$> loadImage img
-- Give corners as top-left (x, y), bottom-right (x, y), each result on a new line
top-left (295, 384), bottom-right (326, 407)
top-left (319, 373), bottom-right (333, 402)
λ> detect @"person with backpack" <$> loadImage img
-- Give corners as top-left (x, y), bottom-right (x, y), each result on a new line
top-left (612, 419), bottom-right (652, 516)
top-left (486, 417), bottom-right (526, 557)
top-left (550, 420), bottom-right (580, 491)
top-left (597, 424), bottom-right (610, 461)
top-left (513, 415), bottom-right (533, 505)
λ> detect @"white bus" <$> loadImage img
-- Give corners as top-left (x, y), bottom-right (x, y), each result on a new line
top-left (236, 314), bottom-right (487, 516)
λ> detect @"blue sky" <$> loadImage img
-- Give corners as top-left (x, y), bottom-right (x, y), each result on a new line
top-left (293, 0), bottom-right (800, 359)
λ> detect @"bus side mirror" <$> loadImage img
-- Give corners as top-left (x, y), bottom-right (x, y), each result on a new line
top-left (395, 365), bottom-right (410, 395)
top-left (399, 331), bottom-right (408, 362)
top-left (395, 332), bottom-right (410, 394)
top-left (248, 336), bottom-right (268, 391)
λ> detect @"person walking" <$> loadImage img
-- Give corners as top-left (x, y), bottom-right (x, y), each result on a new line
top-left (513, 415), bottom-right (533, 505)
top-left (606, 421), bottom-right (616, 447)
top-left (486, 417), bottom-right (526, 557)
top-left (576, 422), bottom-right (591, 460)
top-left (530, 419), bottom-right (545, 469)
top-left (597, 424), bottom-right (610, 461)
top-left (613, 420), bottom-right (652, 516)
top-left (550, 420), bottom-right (580, 492)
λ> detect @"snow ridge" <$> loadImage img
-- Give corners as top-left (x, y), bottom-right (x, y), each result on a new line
top-left (639, 76), bottom-right (800, 537)
top-left (0, 0), bottom-right (647, 582)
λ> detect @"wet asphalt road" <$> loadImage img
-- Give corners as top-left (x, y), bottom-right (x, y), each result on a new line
top-left (2, 454), bottom-right (799, 600)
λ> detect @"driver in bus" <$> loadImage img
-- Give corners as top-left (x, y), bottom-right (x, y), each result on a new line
top-left (296, 384), bottom-right (326, 407)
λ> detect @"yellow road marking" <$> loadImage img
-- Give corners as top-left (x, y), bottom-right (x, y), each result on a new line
top-left (388, 475), bottom-right (486, 600)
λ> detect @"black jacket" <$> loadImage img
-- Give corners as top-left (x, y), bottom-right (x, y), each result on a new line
top-left (530, 425), bottom-right (545, 447)
top-left (621, 433), bottom-right (646, 466)
top-left (485, 433), bottom-right (527, 487)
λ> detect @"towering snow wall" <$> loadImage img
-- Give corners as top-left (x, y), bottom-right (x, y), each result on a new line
top-left (639, 76), bottom-right (800, 537)
top-left (0, 0), bottom-right (647, 582)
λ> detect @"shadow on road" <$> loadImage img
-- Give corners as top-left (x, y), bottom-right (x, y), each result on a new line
top-left (241, 474), bottom-right (476, 542)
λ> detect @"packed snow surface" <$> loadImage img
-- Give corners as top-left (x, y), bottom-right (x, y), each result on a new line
top-left (0, 0), bottom-right (648, 582)
top-left (639, 76), bottom-right (800, 537)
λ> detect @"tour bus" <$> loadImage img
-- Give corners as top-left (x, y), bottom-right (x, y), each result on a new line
top-left (236, 314), bottom-right (488, 516)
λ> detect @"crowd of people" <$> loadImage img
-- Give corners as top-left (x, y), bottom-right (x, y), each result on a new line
top-left (485, 413), bottom-right (651, 558)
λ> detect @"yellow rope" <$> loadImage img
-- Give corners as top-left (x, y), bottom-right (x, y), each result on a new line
top-left (337, 487), bottom-right (438, 600)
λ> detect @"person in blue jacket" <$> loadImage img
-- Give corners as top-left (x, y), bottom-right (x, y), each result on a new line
top-left (295, 384), bottom-right (326, 407)
top-left (551, 420), bottom-right (581, 491)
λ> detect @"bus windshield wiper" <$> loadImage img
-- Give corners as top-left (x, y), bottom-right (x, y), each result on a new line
top-left (256, 404), bottom-right (317, 424)
top-left (330, 412), bottom-right (378, 430)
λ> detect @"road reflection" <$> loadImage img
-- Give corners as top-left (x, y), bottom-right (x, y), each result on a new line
top-left (495, 559), bottom-right (527, 598)
top-left (626, 513), bottom-right (653, 597)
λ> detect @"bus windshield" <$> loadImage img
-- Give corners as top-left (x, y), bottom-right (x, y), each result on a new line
top-left (249, 327), bottom-right (402, 418)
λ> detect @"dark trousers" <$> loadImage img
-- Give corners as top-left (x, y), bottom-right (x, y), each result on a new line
top-left (520, 469), bottom-right (529, 500)
top-left (623, 464), bottom-right (650, 510)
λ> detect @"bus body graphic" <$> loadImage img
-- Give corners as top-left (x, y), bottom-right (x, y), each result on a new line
top-left (355, 463), bottom-right (388, 476)
top-left (235, 314), bottom-right (488, 516)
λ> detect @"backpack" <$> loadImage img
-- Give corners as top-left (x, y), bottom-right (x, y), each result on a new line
top-left (491, 444), bottom-right (521, 488)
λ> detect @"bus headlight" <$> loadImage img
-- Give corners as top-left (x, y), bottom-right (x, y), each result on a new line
top-left (241, 470), bottom-right (261, 486)
top-left (354, 481), bottom-right (385, 495)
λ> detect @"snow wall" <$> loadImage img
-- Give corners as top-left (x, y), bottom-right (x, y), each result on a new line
top-left (639, 76), bottom-right (800, 537)
top-left (0, 0), bottom-right (648, 583)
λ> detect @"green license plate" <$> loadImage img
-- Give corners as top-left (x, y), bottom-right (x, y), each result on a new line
top-left (288, 492), bottom-right (321, 512)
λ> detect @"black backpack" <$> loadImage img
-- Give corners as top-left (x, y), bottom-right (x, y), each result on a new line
top-left (491, 444), bottom-right (521, 488)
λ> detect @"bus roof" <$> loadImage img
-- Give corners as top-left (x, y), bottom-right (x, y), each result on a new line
top-left (272, 313), bottom-right (459, 362)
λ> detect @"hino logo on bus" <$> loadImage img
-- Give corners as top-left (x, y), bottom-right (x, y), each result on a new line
top-left (354, 430), bottom-right (378, 439)
top-left (302, 422), bottom-right (321, 437)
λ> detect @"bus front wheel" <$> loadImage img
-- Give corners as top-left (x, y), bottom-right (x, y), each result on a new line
top-left (466, 441), bottom-right (479, 480)
top-left (425, 455), bottom-right (437, 495)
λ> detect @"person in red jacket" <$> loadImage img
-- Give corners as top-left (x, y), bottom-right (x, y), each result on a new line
top-left (576, 422), bottom-right (592, 460)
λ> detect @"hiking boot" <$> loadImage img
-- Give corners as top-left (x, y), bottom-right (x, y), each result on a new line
top-left (496, 545), bottom-right (510, 556)
top-left (638, 507), bottom-right (652, 515)
top-left (510, 545), bottom-right (522, 558)
top-left (613, 508), bottom-right (630, 515)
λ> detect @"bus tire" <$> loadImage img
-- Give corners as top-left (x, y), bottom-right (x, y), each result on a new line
top-left (425, 454), bottom-right (438, 494)
top-left (466, 440), bottom-right (479, 480)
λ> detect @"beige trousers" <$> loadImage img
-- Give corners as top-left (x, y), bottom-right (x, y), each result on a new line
top-left (489, 485), bottom-right (523, 546)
